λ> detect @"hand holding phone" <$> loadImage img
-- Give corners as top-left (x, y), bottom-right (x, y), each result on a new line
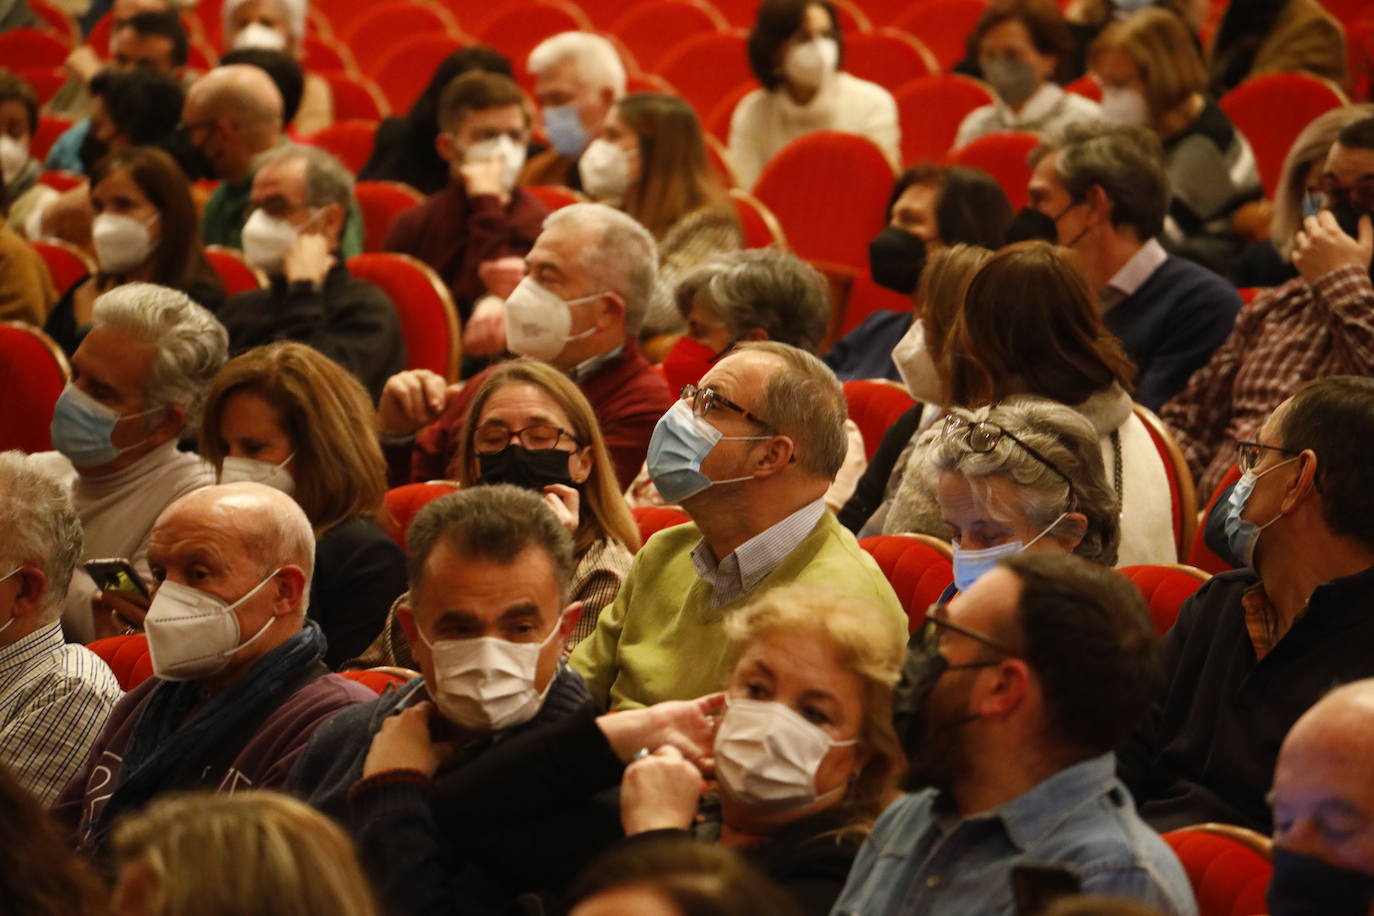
top-left (83, 558), bottom-right (150, 600)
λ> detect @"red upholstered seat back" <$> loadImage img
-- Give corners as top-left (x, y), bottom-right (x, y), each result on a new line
top-left (0, 322), bottom-right (69, 453)
top-left (472, 0), bottom-right (591, 81)
top-left (631, 506), bottom-right (693, 548)
top-left (342, 1), bottom-right (462, 70)
top-left (1219, 72), bottom-right (1345, 198)
top-left (30, 239), bottom-right (94, 294)
top-left (382, 482), bottom-right (459, 549)
top-left (895, 74), bottom-right (995, 166)
top-left (0, 28), bottom-right (69, 67)
top-left (33, 113), bottom-right (74, 162)
top-left (347, 252), bottom-right (461, 380)
top-left (656, 31), bottom-right (752, 128)
top-left (728, 189), bottom-right (787, 249)
top-left (354, 180), bottom-right (422, 253)
top-left (894, 0), bottom-right (990, 72)
top-left (947, 130), bottom-right (1039, 210)
top-left (843, 380), bottom-right (917, 462)
top-left (339, 668), bottom-right (412, 694)
top-left (373, 34), bottom-right (465, 111)
top-left (1117, 565), bottom-right (1208, 636)
top-left (320, 70), bottom-right (390, 122)
top-left (525, 185), bottom-right (584, 213)
top-left (610, 0), bottom-right (728, 71)
top-left (1162, 827), bottom-right (1273, 916)
top-left (205, 245), bottom-right (267, 296)
top-left (87, 634), bottom-right (154, 690)
top-left (842, 29), bottom-right (938, 92)
top-left (859, 535), bottom-right (953, 633)
top-left (304, 119), bottom-right (379, 174)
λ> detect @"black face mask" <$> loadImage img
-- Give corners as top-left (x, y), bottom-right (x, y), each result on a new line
top-left (868, 226), bottom-right (928, 295)
top-left (476, 445), bottom-right (577, 493)
top-left (892, 636), bottom-right (985, 792)
top-left (1005, 206), bottom-right (1061, 244)
top-left (1267, 847), bottom-right (1374, 916)
top-left (167, 125), bottom-right (216, 183)
top-left (1330, 199), bottom-right (1374, 243)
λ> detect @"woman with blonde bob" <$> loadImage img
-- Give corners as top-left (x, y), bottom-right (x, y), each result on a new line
top-left (199, 342), bottom-right (406, 668)
top-left (109, 790), bottom-right (380, 916)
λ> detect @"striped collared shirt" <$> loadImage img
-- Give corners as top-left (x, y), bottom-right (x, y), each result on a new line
top-left (691, 498), bottom-right (827, 608)
top-left (0, 621), bottom-right (122, 806)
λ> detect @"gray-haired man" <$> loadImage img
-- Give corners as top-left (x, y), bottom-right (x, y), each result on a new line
top-left (215, 144), bottom-right (404, 400)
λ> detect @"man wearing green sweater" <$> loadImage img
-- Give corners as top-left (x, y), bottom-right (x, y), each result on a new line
top-left (570, 341), bottom-right (905, 710)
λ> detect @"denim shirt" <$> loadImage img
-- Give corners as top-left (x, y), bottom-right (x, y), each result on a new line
top-left (830, 753), bottom-right (1198, 916)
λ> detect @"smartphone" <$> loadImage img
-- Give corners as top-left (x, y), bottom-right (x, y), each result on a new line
top-left (1011, 863), bottom-right (1083, 916)
top-left (83, 558), bottom-right (150, 600)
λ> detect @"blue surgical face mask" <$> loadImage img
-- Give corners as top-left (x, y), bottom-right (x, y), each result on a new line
top-left (1301, 191), bottom-right (1324, 220)
top-left (646, 400), bottom-right (769, 504)
top-left (951, 512), bottom-right (1067, 593)
top-left (49, 383), bottom-right (163, 468)
top-left (1223, 458), bottom-right (1297, 571)
top-left (543, 103), bottom-right (590, 159)
top-left (1267, 847), bottom-right (1374, 916)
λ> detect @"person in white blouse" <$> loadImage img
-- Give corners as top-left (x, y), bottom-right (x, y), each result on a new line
top-left (728, 0), bottom-right (900, 189)
top-left (954, 0), bottom-right (1101, 149)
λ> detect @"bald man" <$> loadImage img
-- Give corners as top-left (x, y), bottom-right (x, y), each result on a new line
top-left (184, 64), bottom-right (285, 249)
top-left (1267, 680), bottom-right (1374, 916)
top-left (52, 482), bottom-right (373, 860)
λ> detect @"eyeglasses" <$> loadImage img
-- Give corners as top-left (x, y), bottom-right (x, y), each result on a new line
top-left (1235, 439), bottom-right (1300, 474)
top-left (914, 604), bottom-right (1023, 659)
top-left (245, 199), bottom-right (317, 221)
top-left (473, 423), bottom-right (579, 454)
top-left (680, 383), bottom-right (771, 428)
top-left (941, 415), bottom-right (1075, 492)
top-left (1316, 175), bottom-right (1374, 213)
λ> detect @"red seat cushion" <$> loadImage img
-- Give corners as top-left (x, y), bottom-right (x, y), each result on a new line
top-left (1219, 71), bottom-right (1345, 198)
top-left (86, 634), bottom-right (154, 690)
top-left (894, 0), bottom-right (989, 72)
top-left (0, 323), bottom-right (68, 453)
top-left (1117, 565), bottom-right (1207, 636)
top-left (1162, 828), bottom-right (1272, 916)
top-left (843, 29), bottom-right (939, 92)
top-left (859, 535), bottom-right (953, 633)
top-left (843, 380), bottom-right (918, 462)
top-left (303, 119), bottom-right (379, 175)
top-left (205, 246), bottom-right (266, 297)
top-left (656, 31), bottom-right (752, 129)
top-left (947, 130), bottom-right (1039, 210)
top-left (347, 252), bottom-right (460, 380)
top-left (610, 0), bottom-right (728, 71)
top-left (895, 73), bottom-right (995, 166)
top-left (382, 482), bottom-right (459, 548)
top-left (631, 506), bottom-right (693, 547)
top-left (354, 180), bottom-right (422, 253)
top-left (339, 668), bottom-right (411, 694)
top-left (0, 28), bottom-right (69, 67)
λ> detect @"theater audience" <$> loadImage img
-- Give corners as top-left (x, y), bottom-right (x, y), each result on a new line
top-left (383, 70), bottom-right (548, 324)
top-left (833, 552), bottom-right (1196, 916)
top-left (614, 586), bottom-right (905, 915)
top-left (867, 242), bottom-right (1175, 566)
top-left (0, 452), bottom-right (121, 806)
top-left (1266, 678), bottom-right (1374, 916)
top-left (361, 46), bottom-right (515, 195)
top-left (222, 0), bottom-right (334, 136)
top-left (1024, 124), bottom-right (1241, 410)
top-left (568, 836), bottom-right (803, 916)
top-left (570, 342), bottom-right (904, 709)
top-left (581, 92), bottom-right (741, 337)
top-left (109, 790), bottom-right (381, 916)
top-left (0, 69), bottom-right (41, 216)
top-left (954, 0), bottom-right (1100, 147)
top-left (44, 146), bottom-right (225, 356)
top-left (215, 144), bottom-right (404, 401)
top-left (199, 343), bottom-right (406, 669)
top-left (1161, 115), bottom-right (1374, 497)
top-left (46, 10), bottom-right (189, 173)
top-left (1207, 0), bottom-right (1347, 98)
top-left (54, 482), bottom-right (374, 858)
top-left (31, 283), bottom-right (225, 643)
top-left (287, 485), bottom-right (597, 911)
top-left (1121, 376), bottom-right (1374, 833)
top-left (0, 763), bottom-right (107, 916)
top-left (904, 398), bottom-right (1121, 598)
top-left (378, 203), bottom-right (673, 491)
top-left (522, 32), bottom-right (626, 190)
top-left (1090, 8), bottom-right (1262, 271)
top-left (1233, 104), bottom-right (1374, 289)
top-left (825, 165), bottom-right (1013, 382)
top-left (729, 0), bottom-right (900, 188)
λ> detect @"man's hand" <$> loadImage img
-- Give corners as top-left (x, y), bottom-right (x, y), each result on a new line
top-left (460, 158), bottom-right (506, 202)
top-left (463, 295), bottom-right (508, 357)
top-left (542, 483), bottom-right (580, 533)
top-left (597, 692), bottom-right (725, 772)
top-left (377, 369), bottom-right (450, 437)
top-left (478, 257), bottom-right (525, 300)
top-left (362, 701), bottom-right (457, 779)
top-left (1293, 210), bottom-right (1374, 286)
top-left (65, 46), bottom-right (101, 84)
top-left (91, 588), bottom-right (151, 639)
top-left (619, 745), bottom-right (706, 835)
top-left (283, 232), bottom-right (334, 288)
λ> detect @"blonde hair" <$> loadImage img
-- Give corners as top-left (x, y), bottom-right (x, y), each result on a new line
top-left (199, 342), bottom-right (387, 538)
top-left (1090, 8), bottom-right (1206, 129)
top-left (111, 790), bottom-right (381, 916)
top-left (455, 358), bottom-right (641, 556)
top-left (723, 585), bottom-right (907, 841)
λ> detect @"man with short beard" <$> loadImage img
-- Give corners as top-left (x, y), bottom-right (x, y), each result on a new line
top-left (831, 553), bottom-right (1196, 916)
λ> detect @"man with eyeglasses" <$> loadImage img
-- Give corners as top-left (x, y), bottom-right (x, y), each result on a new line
top-left (1120, 376), bottom-right (1374, 836)
top-left (570, 341), bottom-right (904, 710)
top-left (1161, 114), bottom-right (1374, 500)
top-left (833, 551), bottom-right (1196, 916)
top-left (214, 144), bottom-right (403, 401)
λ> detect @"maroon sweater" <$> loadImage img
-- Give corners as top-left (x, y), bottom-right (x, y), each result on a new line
top-left (383, 182), bottom-right (547, 320)
top-left (388, 342), bottom-right (673, 490)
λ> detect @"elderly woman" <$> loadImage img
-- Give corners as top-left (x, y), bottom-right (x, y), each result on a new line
top-left (222, 0), bottom-right (333, 135)
top-left (859, 242), bottom-right (1174, 566)
top-left (728, 0), bottom-right (899, 188)
top-left (926, 397), bottom-right (1120, 595)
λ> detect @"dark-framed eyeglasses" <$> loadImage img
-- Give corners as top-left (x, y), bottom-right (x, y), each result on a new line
top-left (680, 383), bottom-right (771, 428)
top-left (1235, 439), bottom-right (1301, 474)
top-left (914, 604), bottom-right (1023, 661)
top-left (473, 423), bottom-right (579, 454)
top-left (1316, 174), bottom-right (1374, 213)
top-left (941, 415), bottom-right (1075, 492)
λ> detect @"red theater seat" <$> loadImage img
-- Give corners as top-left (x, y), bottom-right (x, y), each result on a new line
top-left (947, 130), bottom-right (1038, 210)
top-left (30, 238), bottom-right (94, 294)
top-left (728, 189), bottom-right (788, 249)
top-left (86, 634), bottom-right (154, 690)
top-left (859, 534), bottom-right (954, 633)
top-left (656, 30), bottom-right (752, 127)
top-left (1162, 824), bottom-right (1272, 916)
top-left (205, 245), bottom-right (268, 296)
top-left (1219, 71), bottom-right (1346, 198)
top-left (0, 28), bottom-right (69, 67)
top-left (304, 119), bottom-right (378, 175)
top-left (354, 180), bottom-right (422, 253)
top-left (842, 29), bottom-right (938, 92)
top-left (348, 252), bottom-right (461, 381)
top-left (631, 506), bottom-right (692, 546)
top-left (382, 482), bottom-right (459, 548)
top-left (894, 0), bottom-right (988, 72)
top-left (0, 321), bottom-right (70, 453)
top-left (843, 379), bottom-right (917, 462)
top-left (895, 73), bottom-right (995, 165)
top-left (1133, 403), bottom-right (1198, 562)
top-left (1117, 564), bottom-right (1209, 636)
top-left (610, 0), bottom-right (728, 71)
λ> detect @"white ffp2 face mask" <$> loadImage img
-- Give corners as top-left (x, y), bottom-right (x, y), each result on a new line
top-left (713, 697), bottom-right (857, 811)
top-left (463, 134), bottom-right (526, 193)
top-left (92, 212), bottom-right (158, 275)
top-left (242, 208), bottom-right (314, 273)
top-left (502, 276), bottom-right (602, 362)
top-left (233, 21), bottom-right (288, 51)
top-left (0, 134), bottom-right (28, 184)
top-left (219, 453), bottom-right (296, 496)
top-left (143, 572), bottom-right (281, 681)
top-left (1099, 87), bottom-right (1150, 127)
top-left (578, 139), bottom-right (631, 201)
top-left (892, 319), bottom-right (944, 406)
top-left (783, 37), bottom-right (839, 91)
top-left (418, 612), bottom-right (566, 731)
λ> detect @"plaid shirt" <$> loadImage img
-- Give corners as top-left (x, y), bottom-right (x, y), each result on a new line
top-left (1161, 265), bottom-right (1374, 496)
top-left (0, 622), bottom-right (122, 806)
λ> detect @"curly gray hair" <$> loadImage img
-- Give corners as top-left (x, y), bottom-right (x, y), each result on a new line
top-left (673, 250), bottom-right (831, 354)
top-left (0, 451), bottom-right (83, 625)
top-left (931, 396), bottom-right (1120, 566)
